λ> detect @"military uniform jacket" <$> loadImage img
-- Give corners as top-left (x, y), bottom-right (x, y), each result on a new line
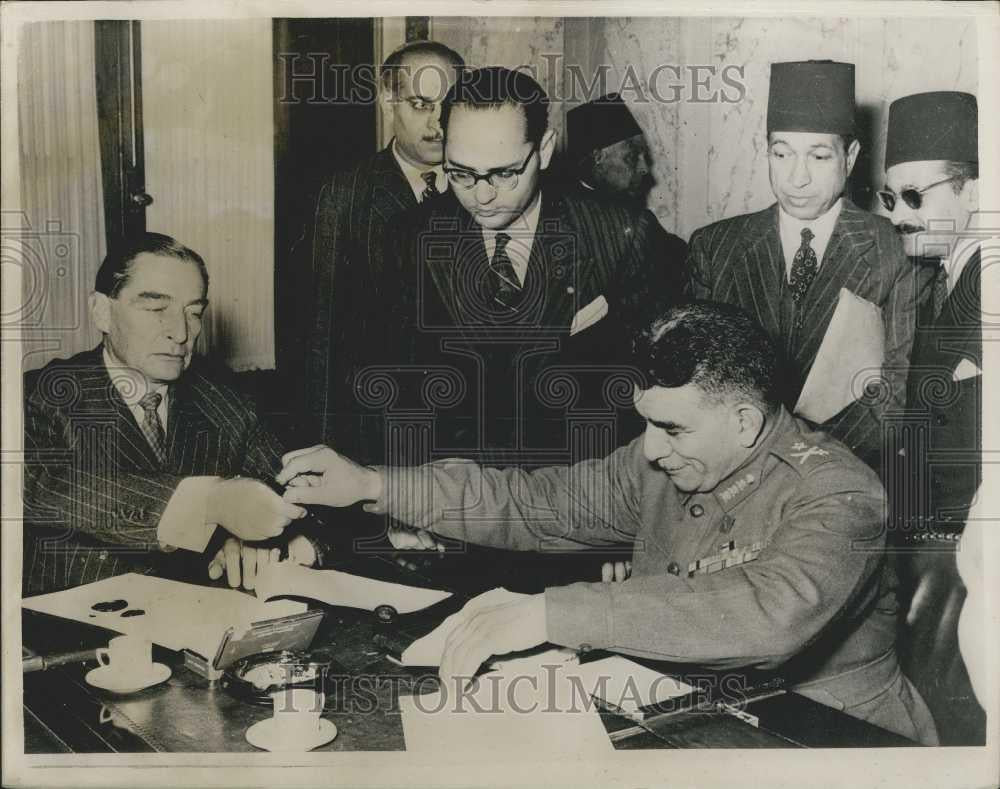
top-left (22, 346), bottom-right (288, 593)
top-left (377, 409), bottom-right (913, 717)
top-left (689, 201), bottom-right (918, 468)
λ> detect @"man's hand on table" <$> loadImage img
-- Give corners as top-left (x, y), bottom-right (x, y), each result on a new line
top-left (439, 594), bottom-right (548, 690)
top-left (207, 477), bottom-right (305, 541)
top-left (208, 534), bottom-right (317, 590)
top-left (276, 445), bottom-right (382, 507)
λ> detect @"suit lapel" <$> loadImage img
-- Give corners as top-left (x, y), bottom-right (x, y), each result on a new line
top-left (85, 351), bottom-right (164, 471)
top-left (736, 206), bottom-right (785, 341)
top-left (371, 145), bottom-right (417, 223)
top-left (534, 192), bottom-right (583, 330)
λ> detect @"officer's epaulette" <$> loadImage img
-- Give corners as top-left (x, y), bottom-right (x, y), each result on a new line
top-left (771, 435), bottom-right (841, 476)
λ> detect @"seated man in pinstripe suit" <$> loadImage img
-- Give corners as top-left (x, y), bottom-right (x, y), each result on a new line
top-left (22, 233), bottom-right (320, 595)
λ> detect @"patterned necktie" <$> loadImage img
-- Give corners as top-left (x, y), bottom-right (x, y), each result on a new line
top-left (932, 263), bottom-right (949, 320)
top-left (789, 227), bottom-right (818, 306)
top-left (137, 391), bottom-right (167, 466)
top-left (420, 171), bottom-right (440, 202)
top-left (489, 232), bottom-right (522, 313)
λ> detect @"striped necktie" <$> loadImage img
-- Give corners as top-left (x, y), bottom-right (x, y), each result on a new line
top-left (420, 171), bottom-right (440, 202)
top-left (137, 391), bottom-right (167, 466)
top-left (489, 232), bottom-right (522, 313)
top-left (932, 263), bottom-right (949, 320)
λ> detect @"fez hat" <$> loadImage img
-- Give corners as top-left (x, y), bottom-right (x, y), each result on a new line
top-left (885, 91), bottom-right (978, 169)
top-left (567, 93), bottom-right (644, 160)
top-left (767, 61), bottom-right (855, 135)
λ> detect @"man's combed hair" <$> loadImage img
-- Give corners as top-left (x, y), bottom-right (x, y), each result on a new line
top-left (440, 66), bottom-right (549, 146)
top-left (633, 301), bottom-right (780, 413)
top-left (95, 233), bottom-right (208, 297)
top-left (944, 160), bottom-right (979, 193)
top-left (379, 40), bottom-right (464, 96)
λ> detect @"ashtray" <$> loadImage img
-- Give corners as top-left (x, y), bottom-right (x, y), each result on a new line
top-left (220, 650), bottom-right (336, 706)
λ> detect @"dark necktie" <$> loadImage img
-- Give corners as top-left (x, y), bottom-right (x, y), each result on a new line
top-left (789, 227), bottom-right (818, 306)
top-left (489, 232), bottom-right (522, 313)
top-left (420, 171), bottom-right (439, 202)
top-left (138, 391), bottom-right (167, 466)
top-left (932, 263), bottom-right (949, 320)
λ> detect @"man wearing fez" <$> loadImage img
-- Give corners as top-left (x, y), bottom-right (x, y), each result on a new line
top-left (23, 234), bottom-right (320, 594)
top-left (278, 302), bottom-right (937, 744)
top-left (880, 92), bottom-right (984, 745)
top-left (567, 93), bottom-right (656, 204)
top-left (385, 67), bottom-right (688, 460)
top-left (880, 91), bottom-right (981, 539)
top-left (302, 40), bottom-right (464, 460)
top-left (690, 61), bottom-right (917, 471)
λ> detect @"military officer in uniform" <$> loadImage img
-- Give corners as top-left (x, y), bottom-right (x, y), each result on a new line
top-left (277, 301), bottom-right (937, 744)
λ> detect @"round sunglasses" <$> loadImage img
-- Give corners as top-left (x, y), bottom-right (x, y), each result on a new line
top-left (877, 176), bottom-right (959, 213)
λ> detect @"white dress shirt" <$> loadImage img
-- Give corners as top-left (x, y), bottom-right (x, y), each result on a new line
top-left (392, 140), bottom-right (447, 202)
top-left (778, 198), bottom-right (843, 280)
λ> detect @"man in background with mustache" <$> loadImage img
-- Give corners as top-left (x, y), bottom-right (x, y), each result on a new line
top-left (302, 40), bottom-right (464, 462)
top-left (689, 60), bottom-right (918, 472)
top-left (881, 91), bottom-right (984, 746)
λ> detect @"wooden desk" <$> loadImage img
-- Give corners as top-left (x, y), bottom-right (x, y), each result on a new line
top-left (21, 556), bottom-right (917, 752)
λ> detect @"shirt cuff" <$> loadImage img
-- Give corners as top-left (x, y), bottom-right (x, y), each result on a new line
top-left (157, 476), bottom-right (221, 553)
top-left (544, 582), bottom-right (614, 653)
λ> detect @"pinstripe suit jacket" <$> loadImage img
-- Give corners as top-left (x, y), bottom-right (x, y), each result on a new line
top-left (305, 145), bottom-right (418, 452)
top-left (22, 346), bottom-right (286, 593)
top-left (383, 186), bottom-right (689, 461)
top-left (689, 200), bottom-right (918, 468)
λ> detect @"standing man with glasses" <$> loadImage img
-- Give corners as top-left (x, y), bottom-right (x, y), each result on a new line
top-left (300, 40), bottom-right (464, 462)
top-left (380, 67), bottom-right (687, 586)
top-left (689, 60), bottom-right (918, 472)
top-left (386, 66), bottom-right (687, 458)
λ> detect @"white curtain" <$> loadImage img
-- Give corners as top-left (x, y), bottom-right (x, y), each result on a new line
top-left (142, 19), bottom-right (276, 371)
top-left (17, 21), bottom-right (106, 371)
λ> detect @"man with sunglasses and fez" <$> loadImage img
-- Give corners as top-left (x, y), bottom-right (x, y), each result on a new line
top-left (379, 67), bottom-right (688, 583)
top-left (690, 61), bottom-right (917, 472)
top-left (300, 41), bottom-right (464, 462)
top-left (880, 92), bottom-right (984, 745)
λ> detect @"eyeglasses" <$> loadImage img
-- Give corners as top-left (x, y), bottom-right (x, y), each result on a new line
top-left (877, 176), bottom-right (960, 213)
top-left (444, 145), bottom-right (537, 192)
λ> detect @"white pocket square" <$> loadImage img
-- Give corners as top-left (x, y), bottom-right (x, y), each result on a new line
top-left (952, 358), bottom-right (982, 382)
top-left (570, 295), bottom-right (608, 336)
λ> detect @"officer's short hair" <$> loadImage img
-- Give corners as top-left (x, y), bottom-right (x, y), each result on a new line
top-left (633, 301), bottom-right (780, 413)
top-left (95, 233), bottom-right (208, 298)
top-left (440, 66), bottom-right (549, 147)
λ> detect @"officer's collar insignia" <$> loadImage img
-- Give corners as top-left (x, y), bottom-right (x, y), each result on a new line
top-left (787, 441), bottom-right (831, 465)
top-left (718, 472), bottom-right (756, 504)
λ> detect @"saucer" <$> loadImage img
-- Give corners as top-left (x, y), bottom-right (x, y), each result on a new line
top-left (85, 663), bottom-right (172, 694)
top-left (245, 717), bottom-right (338, 752)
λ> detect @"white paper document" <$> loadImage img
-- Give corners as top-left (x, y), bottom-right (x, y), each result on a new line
top-left (571, 656), bottom-right (693, 716)
top-left (22, 574), bottom-right (307, 660)
top-left (795, 288), bottom-right (885, 424)
top-left (400, 649), bottom-right (615, 755)
top-left (401, 587), bottom-right (528, 666)
top-left (253, 562), bottom-right (452, 614)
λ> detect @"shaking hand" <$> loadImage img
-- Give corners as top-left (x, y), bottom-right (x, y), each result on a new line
top-left (276, 445), bottom-right (383, 508)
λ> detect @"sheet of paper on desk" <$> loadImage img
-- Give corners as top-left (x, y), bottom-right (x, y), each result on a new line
top-left (253, 562), bottom-right (452, 614)
top-left (399, 653), bottom-right (614, 755)
top-left (401, 587), bottom-right (528, 666)
top-left (571, 656), bottom-right (693, 716)
top-left (794, 288), bottom-right (884, 424)
top-left (22, 574), bottom-right (306, 660)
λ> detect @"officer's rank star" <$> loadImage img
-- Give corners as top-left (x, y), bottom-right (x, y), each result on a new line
top-left (789, 442), bottom-right (830, 465)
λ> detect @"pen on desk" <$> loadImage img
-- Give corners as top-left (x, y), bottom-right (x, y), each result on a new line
top-left (23, 648), bottom-right (99, 673)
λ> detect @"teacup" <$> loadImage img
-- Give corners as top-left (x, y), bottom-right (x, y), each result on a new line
top-left (270, 687), bottom-right (326, 740)
top-left (96, 635), bottom-right (153, 677)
